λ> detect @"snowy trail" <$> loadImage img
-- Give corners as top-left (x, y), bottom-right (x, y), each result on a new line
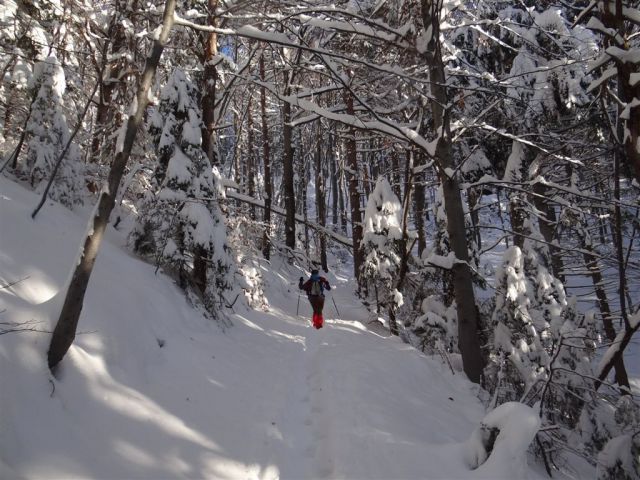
top-left (259, 284), bottom-right (483, 479)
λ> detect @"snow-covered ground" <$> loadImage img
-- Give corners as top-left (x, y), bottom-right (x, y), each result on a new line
top-left (1, 177), bottom-right (573, 479)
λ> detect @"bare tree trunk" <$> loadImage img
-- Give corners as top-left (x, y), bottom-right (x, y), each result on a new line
top-left (344, 90), bottom-right (364, 285)
top-left (201, 0), bottom-right (219, 165)
top-left (5, 89), bottom-right (37, 171)
top-left (532, 182), bottom-right (563, 278)
top-left (301, 133), bottom-right (310, 258)
top-left (47, 0), bottom-right (176, 371)
top-left (259, 54), bottom-right (272, 260)
top-left (467, 187), bottom-right (481, 250)
top-left (421, 0), bottom-right (484, 383)
top-left (414, 150), bottom-right (427, 256)
top-left (247, 95), bottom-right (256, 220)
top-left (2, 56), bottom-right (18, 139)
top-left (329, 130), bottom-right (339, 228)
top-left (339, 152), bottom-right (348, 234)
top-left (193, 245), bottom-right (208, 295)
top-left (580, 239), bottom-right (630, 392)
top-left (90, 1), bottom-right (131, 163)
top-left (391, 147), bottom-right (401, 199)
top-left (397, 150), bottom-right (414, 291)
top-left (315, 127), bottom-right (328, 272)
top-left (597, 3), bottom-right (640, 184)
top-left (283, 89), bottom-right (296, 250)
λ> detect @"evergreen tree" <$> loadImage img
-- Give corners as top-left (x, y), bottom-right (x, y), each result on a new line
top-left (131, 68), bottom-right (235, 309)
top-left (361, 177), bottom-right (404, 333)
top-left (24, 56), bottom-right (83, 207)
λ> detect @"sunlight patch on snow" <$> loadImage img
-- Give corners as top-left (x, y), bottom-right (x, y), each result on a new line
top-left (201, 458), bottom-right (280, 480)
top-left (206, 376), bottom-right (226, 389)
top-left (0, 270), bottom-right (58, 305)
top-left (22, 455), bottom-right (91, 480)
top-left (234, 314), bottom-right (266, 332)
top-left (71, 347), bottom-right (221, 452)
top-left (112, 440), bottom-right (156, 468)
top-left (266, 329), bottom-right (306, 348)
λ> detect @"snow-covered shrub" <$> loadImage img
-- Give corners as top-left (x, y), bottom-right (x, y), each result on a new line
top-left (579, 395), bottom-right (640, 470)
top-left (361, 177), bottom-right (406, 325)
top-left (464, 402), bottom-right (540, 477)
top-left (597, 434), bottom-right (640, 480)
top-left (412, 295), bottom-right (457, 354)
top-left (23, 56), bottom-right (83, 207)
top-left (485, 245), bottom-right (551, 405)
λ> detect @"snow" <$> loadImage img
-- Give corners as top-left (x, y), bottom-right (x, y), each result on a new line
top-left (597, 434), bottom-right (636, 477)
top-left (164, 148), bottom-right (193, 185)
top-left (0, 176), bottom-right (557, 479)
top-left (463, 402), bottom-right (541, 478)
top-left (605, 46), bottom-right (640, 65)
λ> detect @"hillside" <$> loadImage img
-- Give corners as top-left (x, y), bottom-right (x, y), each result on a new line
top-left (0, 179), bottom-right (564, 479)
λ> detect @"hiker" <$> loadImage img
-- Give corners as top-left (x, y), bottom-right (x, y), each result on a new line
top-left (299, 269), bottom-right (331, 329)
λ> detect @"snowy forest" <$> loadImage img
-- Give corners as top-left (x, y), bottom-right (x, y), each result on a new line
top-left (1, 0), bottom-right (639, 478)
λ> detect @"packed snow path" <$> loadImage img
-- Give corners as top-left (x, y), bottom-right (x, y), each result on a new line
top-left (239, 285), bottom-right (488, 480)
top-left (1, 177), bottom-right (551, 479)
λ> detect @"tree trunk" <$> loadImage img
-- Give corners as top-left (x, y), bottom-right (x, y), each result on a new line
top-left (396, 150), bottom-right (414, 291)
top-left (301, 133), bottom-right (310, 258)
top-left (201, 0), bottom-right (219, 165)
top-left (90, 3), bottom-right (130, 162)
top-left (580, 239), bottom-right (630, 392)
top-left (329, 129), bottom-right (339, 228)
top-left (391, 147), bottom-right (402, 199)
top-left (414, 150), bottom-right (427, 256)
top-left (259, 54), bottom-right (272, 260)
top-left (338, 153), bottom-right (348, 234)
top-left (283, 90), bottom-right (296, 250)
top-left (247, 95), bottom-right (256, 220)
top-left (421, 0), bottom-right (484, 383)
top-left (193, 245), bottom-right (208, 295)
top-left (467, 187), bottom-right (481, 250)
top-left (47, 0), bottom-right (176, 371)
top-left (315, 127), bottom-right (328, 272)
top-left (532, 181), bottom-right (563, 281)
top-left (344, 90), bottom-right (364, 285)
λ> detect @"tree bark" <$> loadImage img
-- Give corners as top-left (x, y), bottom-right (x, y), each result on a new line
top-left (201, 0), bottom-right (219, 165)
top-left (247, 95), bottom-right (256, 220)
top-left (90, 2), bottom-right (130, 163)
top-left (259, 54), bottom-right (272, 260)
top-left (315, 127), bottom-right (328, 272)
top-left (344, 90), bottom-right (364, 285)
top-left (329, 129), bottom-right (339, 228)
top-left (421, 0), bottom-right (484, 383)
top-left (414, 150), bottom-right (427, 256)
top-left (580, 240), bottom-right (630, 392)
top-left (283, 85), bottom-right (296, 250)
top-left (47, 0), bottom-right (176, 371)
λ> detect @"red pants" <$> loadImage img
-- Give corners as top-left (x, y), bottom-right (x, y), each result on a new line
top-left (309, 296), bottom-right (325, 328)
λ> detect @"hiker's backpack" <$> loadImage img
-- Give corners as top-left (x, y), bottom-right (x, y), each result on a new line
top-left (310, 279), bottom-right (323, 296)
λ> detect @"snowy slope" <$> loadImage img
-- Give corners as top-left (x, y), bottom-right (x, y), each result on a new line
top-left (1, 177), bottom-right (554, 479)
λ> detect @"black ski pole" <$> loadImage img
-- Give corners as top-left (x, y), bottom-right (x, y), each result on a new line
top-left (332, 295), bottom-right (340, 317)
top-left (296, 291), bottom-right (301, 317)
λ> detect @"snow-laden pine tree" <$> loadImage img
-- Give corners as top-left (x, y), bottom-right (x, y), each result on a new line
top-left (361, 177), bottom-right (404, 334)
top-left (486, 213), bottom-right (570, 396)
top-left (485, 244), bottom-right (551, 406)
top-left (23, 56), bottom-right (82, 207)
top-left (131, 68), bottom-right (235, 311)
